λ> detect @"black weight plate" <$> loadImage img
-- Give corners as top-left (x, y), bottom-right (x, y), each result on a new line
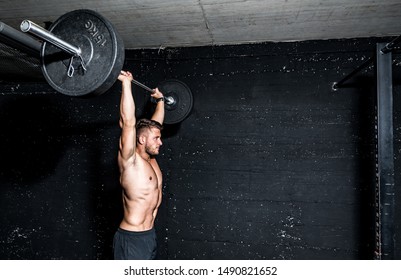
top-left (158, 79), bottom-right (193, 124)
top-left (41, 9), bottom-right (125, 97)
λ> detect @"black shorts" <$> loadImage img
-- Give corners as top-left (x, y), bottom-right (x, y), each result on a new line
top-left (113, 227), bottom-right (157, 260)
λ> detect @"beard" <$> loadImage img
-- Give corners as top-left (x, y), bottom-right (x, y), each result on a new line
top-left (145, 144), bottom-right (160, 156)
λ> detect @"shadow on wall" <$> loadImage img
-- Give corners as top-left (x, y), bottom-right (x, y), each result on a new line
top-left (0, 95), bottom-right (67, 184)
top-left (349, 75), bottom-right (378, 259)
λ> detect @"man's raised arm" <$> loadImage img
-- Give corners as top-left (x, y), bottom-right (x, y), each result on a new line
top-left (150, 88), bottom-right (165, 125)
top-left (118, 71), bottom-right (136, 162)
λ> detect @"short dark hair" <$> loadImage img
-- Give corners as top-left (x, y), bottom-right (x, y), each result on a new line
top-left (136, 119), bottom-right (163, 136)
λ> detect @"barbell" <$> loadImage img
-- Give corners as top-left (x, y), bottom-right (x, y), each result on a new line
top-left (2, 9), bottom-right (193, 124)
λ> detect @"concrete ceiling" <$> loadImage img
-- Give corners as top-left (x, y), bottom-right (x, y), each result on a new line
top-left (1, 0), bottom-right (401, 50)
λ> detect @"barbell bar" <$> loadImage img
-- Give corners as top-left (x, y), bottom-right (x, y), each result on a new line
top-left (19, 18), bottom-right (176, 107)
top-left (131, 79), bottom-right (175, 106)
top-left (21, 20), bottom-right (82, 57)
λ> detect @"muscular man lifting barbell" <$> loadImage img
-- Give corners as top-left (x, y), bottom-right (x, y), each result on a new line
top-left (0, 9), bottom-right (194, 259)
top-left (113, 70), bottom-right (165, 260)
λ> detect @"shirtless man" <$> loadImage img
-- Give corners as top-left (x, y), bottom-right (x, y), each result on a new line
top-left (113, 70), bottom-right (165, 260)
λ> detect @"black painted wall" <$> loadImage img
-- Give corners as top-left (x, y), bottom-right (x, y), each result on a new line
top-left (0, 38), bottom-right (400, 259)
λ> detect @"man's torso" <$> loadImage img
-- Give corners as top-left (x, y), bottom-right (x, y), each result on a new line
top-left (118, 153), bottom-right (162, 231)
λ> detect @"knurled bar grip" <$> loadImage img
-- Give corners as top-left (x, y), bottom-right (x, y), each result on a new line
top-left (20, 20), bottom-right (81, 56)
top-left (131, 79), bottom-right (154, 93)
top-left (131, 79), bottom-right (175, 105)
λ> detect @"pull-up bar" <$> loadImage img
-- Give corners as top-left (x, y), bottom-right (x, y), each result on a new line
top-left (332, 35), bottom-right (400, 91)
top-left (381, 35), bottom-right (401, 54)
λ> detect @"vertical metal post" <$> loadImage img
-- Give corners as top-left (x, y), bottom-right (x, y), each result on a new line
top-left (376, 42), bottom-right (395, 259)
